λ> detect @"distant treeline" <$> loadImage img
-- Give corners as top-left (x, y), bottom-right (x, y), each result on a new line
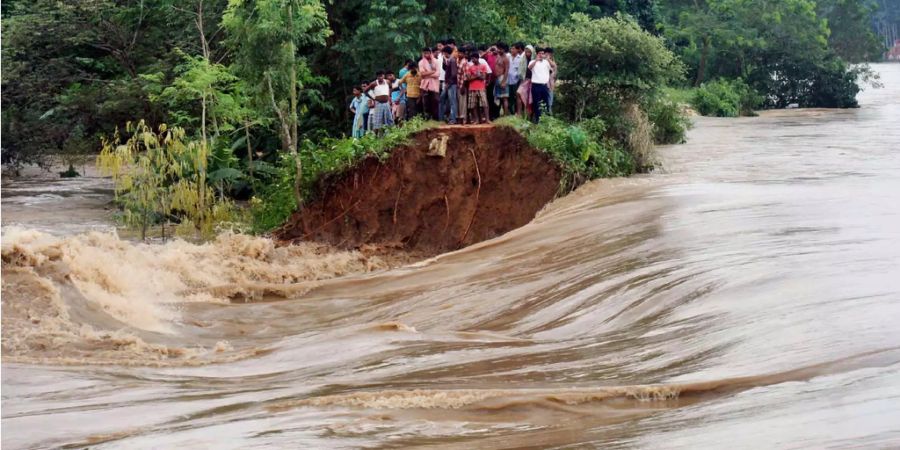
top-left (873, 0), bottom-right (900, 50)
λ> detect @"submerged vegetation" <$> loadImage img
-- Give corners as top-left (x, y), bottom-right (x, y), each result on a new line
top-left (2, 0), bottom-right (896, 238)
top-left (692, 79), bottom-right (764, 118)
top-left (97, 121), bottom-right (236, 240)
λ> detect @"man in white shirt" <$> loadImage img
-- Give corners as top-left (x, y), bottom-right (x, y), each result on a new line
top-left (528, 48), bottom-right (552, 123)
top-left (508, 43), bottom-right (524, 115)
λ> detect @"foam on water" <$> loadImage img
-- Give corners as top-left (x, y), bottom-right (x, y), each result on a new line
top-left (1, 227), bottom-right (398, 365)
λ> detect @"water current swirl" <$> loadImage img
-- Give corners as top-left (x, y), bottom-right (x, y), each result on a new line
top-left (2, 64), bottom-right (899, 449)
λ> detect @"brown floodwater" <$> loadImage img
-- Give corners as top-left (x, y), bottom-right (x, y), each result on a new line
top-left (2, 64), bottom-right (899, 449)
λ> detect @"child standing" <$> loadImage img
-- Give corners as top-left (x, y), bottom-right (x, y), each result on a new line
top-left (395, 60), bottom-right (413, 123)
top-left (350, 86), bottom-right (368, 138)
top-left (397, 63), bottom-right (422, 120)
top-left (363, 82), bottom-right (375, 134)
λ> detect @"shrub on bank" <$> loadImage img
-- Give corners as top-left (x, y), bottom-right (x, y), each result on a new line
top-left (647, 98), bottom-right (691, 144)
top-left (692, 78), bottom-right (762, 117)
top-left (495, 116), bottom-right (635, 191)
top-left (545, 13), bottom-right (685, 123)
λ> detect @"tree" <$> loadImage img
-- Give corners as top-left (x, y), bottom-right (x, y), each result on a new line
top-left (222, 0), bottom-right (331, 206)
top-left (97, 121), bottom-right (233, 240)
top-left (664, 1), bottom-right (744, 86)
top-left (334, 0), bottom-right (432, 80)
top-left (872, 0), bottom-right (900, 54)
top-left (545, 13), bottom-right (683, 121)
top-left (659, 0), bottom-right (872, 108)
top-left (1, 0), bottom-right (224, 171)
top-left (589, 0), bottom-right (660, 32)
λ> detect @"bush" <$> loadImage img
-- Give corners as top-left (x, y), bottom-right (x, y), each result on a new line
top-left (647, 98), bottom-right (691, 144)
top-left (661, 86), bottom-right (696, 106)
top-left (300, 117), bottom-right (437, 193)
top-left (804, 56), bottom-right (865, 108)
top-left (249, 155), bottom-right (298, 233)
top-left (692, 78), bottom-right (762, 117)
top-left (748, 53), bottom-right (869, 109)
top-left (545, 13), bottom-right (685, 122)
top-left (495, 116), bottom-right (635, 191)
top-left (98, 121), bottom-right (237, 241)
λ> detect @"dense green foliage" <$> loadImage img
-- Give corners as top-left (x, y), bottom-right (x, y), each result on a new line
top-left (819, 0), bottom-right (885, 62)
top-left (647, 99), bottom-right (691, 144)
top-left (2, 0), bottom-right (894, 235)
top-left (659, 0), bottom-right (886, 109)
top-left (543, 14), bottom-right (688, 153)
top-left (545, 13), bottom-right (684, 122)
top-left (495, 116), bottom-right (636, 190)
top-left (692, 78), bottom-right (763, 117)
top-left (1, 0), bottom-right (214, 171)
top-left (97, 121), bottom-right (235, 240)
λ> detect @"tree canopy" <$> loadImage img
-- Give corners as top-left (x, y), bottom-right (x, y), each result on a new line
top-left (1, 0), bottom-right (891, 233)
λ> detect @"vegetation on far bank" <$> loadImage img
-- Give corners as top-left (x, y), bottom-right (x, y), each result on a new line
top-left (3, 0), bottom-right (897, 239)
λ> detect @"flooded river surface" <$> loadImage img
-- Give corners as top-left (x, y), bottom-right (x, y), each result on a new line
top-left (2, 64), bottom-right (899, 449)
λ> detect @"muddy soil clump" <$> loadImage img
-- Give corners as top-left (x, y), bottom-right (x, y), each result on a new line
top-left (276, 125), bottom-right (562, 255)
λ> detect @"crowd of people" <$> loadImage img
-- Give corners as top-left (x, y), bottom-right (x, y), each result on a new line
top-left (349, 40), bottom-right (558, 138)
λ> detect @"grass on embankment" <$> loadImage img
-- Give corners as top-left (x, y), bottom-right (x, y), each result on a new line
top-left (251, 117), bottom-right (440, 232)
top-left (252, 115), bottom-right (656, 232)
top-left (662, 86), bottom-right (697, 107)
top-left (493, 115), bottom-right (638, 191)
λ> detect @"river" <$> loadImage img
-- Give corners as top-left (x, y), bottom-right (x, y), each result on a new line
top-left (2, 64), bottom-right (899, 449)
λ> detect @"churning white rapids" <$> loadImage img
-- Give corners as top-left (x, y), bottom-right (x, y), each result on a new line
top-left (2, 64), bottom-right (900, 449)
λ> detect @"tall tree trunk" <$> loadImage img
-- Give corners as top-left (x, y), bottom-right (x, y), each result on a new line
top-left (287, 2), bottom-right (302, 208)
top-left (197, 0), bottom-right (211, 61)
top-left (266, 74), bottom-right (292, 152)
top-left (695, 36), bottom-right (710, 87)
top-left (201, 92), bottom-right (208, 147)
top-left (245, 121), bottom-right (254, 193)
top-left (199, 91), bottom-right (208, 230)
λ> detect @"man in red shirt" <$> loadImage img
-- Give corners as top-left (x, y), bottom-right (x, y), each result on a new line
top-left (466, 51), bottom-right (490, 124)
top-left (481, 44), bottom-right (498, 119)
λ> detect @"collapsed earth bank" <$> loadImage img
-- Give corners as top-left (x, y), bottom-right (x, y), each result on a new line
top-left (276, 125), bottom-right (562, 256)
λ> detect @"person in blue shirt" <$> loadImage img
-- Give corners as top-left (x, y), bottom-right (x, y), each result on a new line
top-left (349, 85), bottom-right (369, 139)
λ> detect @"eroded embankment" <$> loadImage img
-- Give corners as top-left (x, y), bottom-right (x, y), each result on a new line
top-left (276, 125), bottom-right (562, 254)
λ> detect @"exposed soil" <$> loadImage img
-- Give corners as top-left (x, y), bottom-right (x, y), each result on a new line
top-left (275, 125), bottom-right (562, 256)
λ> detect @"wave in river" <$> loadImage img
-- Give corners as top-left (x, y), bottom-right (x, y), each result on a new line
top-left (272, 346), bottom-right (900, 413)
top-left (1, 227), bottom-right (398, 365)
